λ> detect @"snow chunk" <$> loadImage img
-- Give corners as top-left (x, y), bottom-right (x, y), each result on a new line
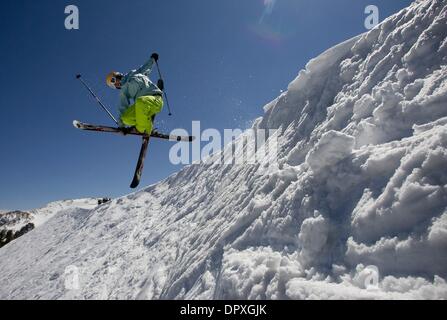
top-left (298, 215), bottom-right (330, 267)
top-left (306, 131), bottom-right (355, 172)
top-left (217, 247), bottom-right (303, 300)
top-left (428, 211), bottom-right (447, 245)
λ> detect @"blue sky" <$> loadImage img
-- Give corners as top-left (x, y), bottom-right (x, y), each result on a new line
top-left (0, 0), bottom-right (412, 210)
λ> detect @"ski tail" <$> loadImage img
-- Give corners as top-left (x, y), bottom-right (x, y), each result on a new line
top-left (130, 136), bottom-right (150, 189)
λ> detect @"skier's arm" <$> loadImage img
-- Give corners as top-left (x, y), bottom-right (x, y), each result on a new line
top-left (135, 53), bottom-right (158, 76)
top-left (135, 57), bottom-right (155, 76)
top-left (118, 91), bottom-right (130, 126)
top-left (120, 90), bottom-right (130, 109)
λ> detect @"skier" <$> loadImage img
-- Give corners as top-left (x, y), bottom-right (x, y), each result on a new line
top-left (105, 53), bottom-right (163, 135)
top-left (75, 54), bottom-right (192, 188)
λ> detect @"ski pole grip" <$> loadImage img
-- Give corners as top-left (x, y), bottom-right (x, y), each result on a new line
top-left (76, 74), bottom-right (82, 79)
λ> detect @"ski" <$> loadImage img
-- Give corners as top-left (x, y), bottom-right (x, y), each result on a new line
top-left (130, 135), bottom-right (150, 189)
top-left (73, 120), bottom-right (195, 142)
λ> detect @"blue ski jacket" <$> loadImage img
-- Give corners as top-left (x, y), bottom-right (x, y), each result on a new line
top-left (118, 58), bottom-right (163, 119)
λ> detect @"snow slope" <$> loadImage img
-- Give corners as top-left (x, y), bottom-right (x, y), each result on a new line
top-left (1, 0), bottom-right (446, 300)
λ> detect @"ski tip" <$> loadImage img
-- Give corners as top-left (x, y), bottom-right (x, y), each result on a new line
top-left (130, 182), bottom-right (139, 189)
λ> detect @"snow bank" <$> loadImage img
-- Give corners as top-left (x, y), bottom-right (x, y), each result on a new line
top-left (0, 0), bottom-right (446, 300)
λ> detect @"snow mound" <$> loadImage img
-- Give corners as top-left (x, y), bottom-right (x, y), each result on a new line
top-left (1, 0), bottom-right (447, 300)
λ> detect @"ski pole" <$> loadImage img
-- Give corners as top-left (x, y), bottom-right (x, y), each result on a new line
top-left (154, 60), bottom-right (173, 116)
top-left (76, 74), bottom-right (119, 126)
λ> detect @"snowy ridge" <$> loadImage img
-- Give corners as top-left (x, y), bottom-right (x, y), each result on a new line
top-left (0, 199), bottom-right (98, 233)
top-left (28, 199), bottom-right (99, 228)
top-left (0, 0), bottom-right (447, 299)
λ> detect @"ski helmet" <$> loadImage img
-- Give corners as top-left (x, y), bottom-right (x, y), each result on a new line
top-left (106, 71), bottom-right (123, 89)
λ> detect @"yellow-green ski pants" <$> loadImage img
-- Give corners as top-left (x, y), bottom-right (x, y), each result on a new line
top-left (120, 95), bottom-right (164, 134)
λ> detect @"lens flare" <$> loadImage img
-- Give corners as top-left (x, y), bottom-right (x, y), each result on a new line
top-left (260, 0), bottom-right (277, 24)
top-left (249, 0), bottom-right (294, 45)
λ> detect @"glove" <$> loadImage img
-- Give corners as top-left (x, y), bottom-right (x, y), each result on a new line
top-left (151, 53), bottom-right (159, 62)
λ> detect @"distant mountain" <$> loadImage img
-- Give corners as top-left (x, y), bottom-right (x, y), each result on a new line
top-left (0, 199), bottom-right (99, 248)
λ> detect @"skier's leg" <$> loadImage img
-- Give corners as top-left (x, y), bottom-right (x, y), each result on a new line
top-left (134, 97), bottom-right (152, 134)
top-left (135, 96), bottom-right (164, 134)
top-left (120, 105), bottom-right (137, 127)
